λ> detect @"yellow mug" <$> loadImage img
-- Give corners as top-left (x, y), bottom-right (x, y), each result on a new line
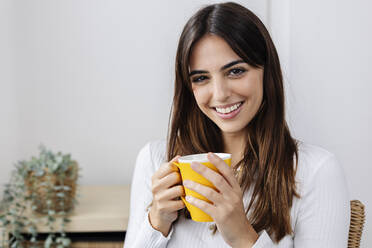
top-left (173, 153), bottom-right (231, 222)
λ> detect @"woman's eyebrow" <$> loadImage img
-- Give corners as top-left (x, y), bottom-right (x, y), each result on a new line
top-left (188, 59), bottom-right (245, 77)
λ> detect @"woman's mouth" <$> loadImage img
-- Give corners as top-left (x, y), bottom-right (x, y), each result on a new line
top-left (212, 101), bottom-right (244, 120)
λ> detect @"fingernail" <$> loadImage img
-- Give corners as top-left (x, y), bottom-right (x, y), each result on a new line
top-left (191, 162), bottom-right (199, 169)
top-left (185, 196), bottom-right (193, 202)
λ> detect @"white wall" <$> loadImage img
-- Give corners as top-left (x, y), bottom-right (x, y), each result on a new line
top-left (1, 0), bottom-right (370, 246)
top-left (0, 0), bottom-right (268, 187)
top-left (0, 1), bottom-right (19, 198)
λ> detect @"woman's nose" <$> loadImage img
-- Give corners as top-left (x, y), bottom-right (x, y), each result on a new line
top-left (212, 79), bottom-right (231, 102)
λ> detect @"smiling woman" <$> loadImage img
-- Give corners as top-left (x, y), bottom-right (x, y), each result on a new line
top-left (189, 34), bottom-right (264, 136)
top-left (124, 2), bottom-right (350, 248)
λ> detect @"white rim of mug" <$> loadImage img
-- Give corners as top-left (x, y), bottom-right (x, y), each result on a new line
top-left (178, 153), bottom-right (231, 163)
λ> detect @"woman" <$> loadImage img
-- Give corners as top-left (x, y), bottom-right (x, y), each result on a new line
top-left (124, 2), bottom-right (350, 247)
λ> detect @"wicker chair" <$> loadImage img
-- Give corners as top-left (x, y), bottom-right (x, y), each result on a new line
top-left (348, 200), bottom-right (365, 248)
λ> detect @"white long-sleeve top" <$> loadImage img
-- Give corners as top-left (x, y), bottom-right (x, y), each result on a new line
top-left (124, 139), bottom-right (350, 248)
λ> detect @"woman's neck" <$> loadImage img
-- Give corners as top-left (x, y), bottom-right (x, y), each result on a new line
top-left (222, 131), bottom-right (246, 169)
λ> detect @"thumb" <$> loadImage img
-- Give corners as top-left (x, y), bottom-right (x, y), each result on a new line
top-left (169, 155), bottom-right (181, 171)
top-left (170, 155), bottom-right (181, 162)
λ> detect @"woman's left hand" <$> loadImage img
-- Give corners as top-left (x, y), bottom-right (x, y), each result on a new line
top-left (183, 152), bottom-right (258, 248)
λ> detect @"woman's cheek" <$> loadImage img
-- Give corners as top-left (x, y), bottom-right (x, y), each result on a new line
top-left (193, 86), bottom-right (209, 105)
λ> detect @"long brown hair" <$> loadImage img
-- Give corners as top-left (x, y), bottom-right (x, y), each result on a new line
top-left (166, 2), bottom-right (300, 243)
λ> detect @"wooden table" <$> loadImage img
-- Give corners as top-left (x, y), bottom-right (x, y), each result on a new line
top-left (1, 185), bottom-right (131, 247)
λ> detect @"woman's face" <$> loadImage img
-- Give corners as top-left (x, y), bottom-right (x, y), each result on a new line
top-left (189, 34), bottom-right (264, 136)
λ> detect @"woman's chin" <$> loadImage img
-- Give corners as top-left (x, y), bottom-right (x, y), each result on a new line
top-left (217, 123), bottom-right (247, 135)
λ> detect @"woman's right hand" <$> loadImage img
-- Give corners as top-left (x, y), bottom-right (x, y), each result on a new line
top-left (148, 155), bottom-right (186, 237)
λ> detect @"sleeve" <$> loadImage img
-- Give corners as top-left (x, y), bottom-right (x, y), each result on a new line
top-left (293, 154), bottom-right (350, 247)
top-left (252, 154), bottom-right (350, 248)
top-left (123, 142), bottom-right (174, 248)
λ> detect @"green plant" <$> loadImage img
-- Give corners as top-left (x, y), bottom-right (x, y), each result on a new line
top-left (0, 145), bottom-right (80, 248)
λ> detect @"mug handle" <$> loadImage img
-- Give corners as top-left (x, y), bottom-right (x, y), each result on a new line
top-left (172, 161), bottom-right (180, 168)
top-left (172, 162), bottom-right (187, 204)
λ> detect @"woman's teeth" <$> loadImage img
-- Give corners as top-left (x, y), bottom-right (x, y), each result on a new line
top-left (215, 102), bottom-right (242, 114)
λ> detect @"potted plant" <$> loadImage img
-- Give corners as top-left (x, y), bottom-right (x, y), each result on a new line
top-left (0, 145), bottom-right (80, 248)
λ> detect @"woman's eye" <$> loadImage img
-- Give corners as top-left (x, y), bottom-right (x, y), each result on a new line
top-left (192, 75), bottom-right (208, 83)
top-left (228, 68), bottom-right (246, 76)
